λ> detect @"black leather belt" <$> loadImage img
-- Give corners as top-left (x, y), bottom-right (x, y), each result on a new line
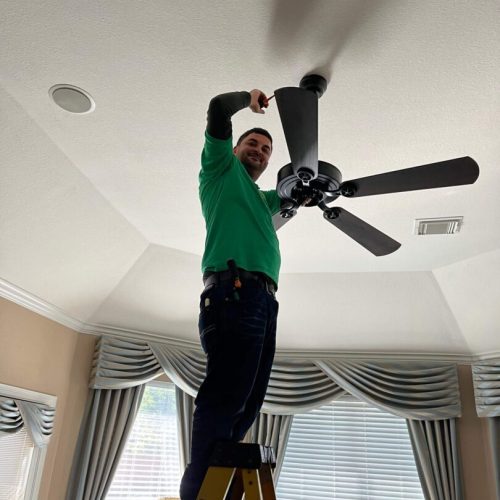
top-left (203, 269), bottom-right (277, 295)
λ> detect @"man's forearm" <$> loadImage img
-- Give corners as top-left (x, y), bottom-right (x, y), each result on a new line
top-left (206, 91), bottom-right (251, 140)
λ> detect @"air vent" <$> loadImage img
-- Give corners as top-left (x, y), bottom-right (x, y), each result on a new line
top-left (415, 217), bottom-right (463, 235)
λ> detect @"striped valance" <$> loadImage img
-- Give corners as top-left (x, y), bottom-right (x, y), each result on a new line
top-left (472, 359), bottom-right (500, 417)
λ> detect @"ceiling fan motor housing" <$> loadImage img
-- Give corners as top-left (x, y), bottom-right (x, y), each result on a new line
top-left (277, 161), bottom-right (342, 207)
top-left (299, 74), bottom-right (328, 98)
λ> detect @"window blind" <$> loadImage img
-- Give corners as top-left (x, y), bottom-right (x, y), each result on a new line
top-left (0, 426), bottom-right (34, 500)
top-left (106, 383), bottom-right (181, 500)
top-left (276, 398), bottom-right (424, 500)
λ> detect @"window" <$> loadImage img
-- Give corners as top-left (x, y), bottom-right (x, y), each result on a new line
top-left (276, 398), bottom-right (424, 500)
top-left (106, 381), bottom-right (181, 500)
top-left (0, 426), bottom-right (34, 500)
top-left (0, 384), bottom-right (55, 500)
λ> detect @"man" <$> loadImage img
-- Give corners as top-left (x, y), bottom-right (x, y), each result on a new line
top-left (179, 89), bottom-right (282, 499)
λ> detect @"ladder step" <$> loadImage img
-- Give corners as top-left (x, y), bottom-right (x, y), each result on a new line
top-left (198, 464), bottom-right (276, 500)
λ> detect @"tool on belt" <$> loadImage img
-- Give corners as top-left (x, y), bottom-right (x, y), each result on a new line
top-left (227, 259), bottom-right (241, 301)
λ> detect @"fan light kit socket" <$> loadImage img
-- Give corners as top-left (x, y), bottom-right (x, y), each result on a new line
top-left (49, 84), bottom-right (95, 114)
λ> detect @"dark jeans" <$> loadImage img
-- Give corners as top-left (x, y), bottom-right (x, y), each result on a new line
top-left (179, 280), bottom-right (279, 500)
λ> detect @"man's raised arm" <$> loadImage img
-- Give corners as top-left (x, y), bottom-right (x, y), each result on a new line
top-left (206, 90), bottom-right (269, 140)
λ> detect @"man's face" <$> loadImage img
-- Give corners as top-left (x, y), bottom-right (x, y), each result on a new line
top-left (234, 133), bottom-right (272, 181)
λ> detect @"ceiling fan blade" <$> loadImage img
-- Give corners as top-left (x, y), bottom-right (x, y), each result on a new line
top-left (323, 207), bottom-right (401, 256)
top-left (340, 156), bottom-right (479, 198)
top-left (272, 210), bottom-right (296, 231)
top-left (274, 86), bottom-right (318, 180)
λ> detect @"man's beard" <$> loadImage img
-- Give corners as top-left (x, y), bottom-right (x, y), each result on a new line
top-left (241, 158), bottom-right (260, 178)
top-left (242, 152), bottom-right (268, 174)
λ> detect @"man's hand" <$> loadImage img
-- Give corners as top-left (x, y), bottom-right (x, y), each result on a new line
top-left (249, 89), bottom-right (269, 114)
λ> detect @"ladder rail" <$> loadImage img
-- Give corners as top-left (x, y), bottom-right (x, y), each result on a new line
top-left (196, 443), bottom-right (277, 500)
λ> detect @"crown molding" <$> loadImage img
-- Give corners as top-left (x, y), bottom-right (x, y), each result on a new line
top-left (274, 349), bottom-right (500, 363)
top-left (80, 321), bottom-right (200, 349)
top-left (0, 278), bottom-right (85, 332)
top-left (1, 278), bottom-right (498, 363)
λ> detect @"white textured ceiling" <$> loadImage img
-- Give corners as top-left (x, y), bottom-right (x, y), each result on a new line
top-left (1, 0), bottom-right (499, 357)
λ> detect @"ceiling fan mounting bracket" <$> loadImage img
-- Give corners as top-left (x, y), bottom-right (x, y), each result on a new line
top-left (299, 74), bottom-right (328, 98)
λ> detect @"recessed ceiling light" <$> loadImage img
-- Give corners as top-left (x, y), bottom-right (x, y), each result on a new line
top-left (414, 217), bottom-right (464, 235)
top-left (49, 84), bottom-right (95, 114)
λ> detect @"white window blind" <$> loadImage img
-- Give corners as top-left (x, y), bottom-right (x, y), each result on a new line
top-left (0, 426), bottom-right (34, 500)
top-left (276, 398), bottom-right (424, 500)
top-left (106, 382), bottom-right (181, 500)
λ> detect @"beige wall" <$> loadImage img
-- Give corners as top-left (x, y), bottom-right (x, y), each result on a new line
top-left (0, 297), bottom-right (96, 500)
top-left (457, 364), bottom-right (497, 500)
top-left (0, 297), bottom-right (497, 498)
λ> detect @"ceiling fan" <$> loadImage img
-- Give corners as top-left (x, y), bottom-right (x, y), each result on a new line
top-left (272, 74), bottom-right (480, 256)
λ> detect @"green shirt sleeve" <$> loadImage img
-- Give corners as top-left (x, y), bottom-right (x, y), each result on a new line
top-left (200, 131), bottom-right (234, 183)
top-left (261, 189), bottom-right (282, 215)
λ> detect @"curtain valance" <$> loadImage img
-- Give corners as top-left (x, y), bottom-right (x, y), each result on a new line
top-left (0, 398), bottom-right (23, 434)
top-left (472, 359), bottom-right (500, 417)
top-left (0, 397), bottom-right (55, 447)
top-left (89, 336), bottom-right (461, 420)
top-left (149, 342), bottom-right (206, 396)
top-left (316, 360), bottom-right (461, 420)
top-left (264, 359), bottom-right (346, 414)
top-left (91, 336), bottom-right (163, 389)
top-left (471, 359), bottom-right (500, 498)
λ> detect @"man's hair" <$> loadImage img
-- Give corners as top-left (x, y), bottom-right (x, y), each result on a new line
top-left (236, 127), bottom-right (273, 146)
